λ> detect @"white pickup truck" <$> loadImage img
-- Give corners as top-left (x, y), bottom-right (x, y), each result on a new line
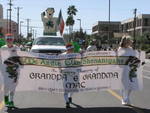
top-left (30, 36), bottom-right (66, 54)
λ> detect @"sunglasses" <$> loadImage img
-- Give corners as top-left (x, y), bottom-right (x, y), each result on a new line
top-left (6, 36), bottom-right (14, 41)
top-left (6, 38), bottom-right (14, 41)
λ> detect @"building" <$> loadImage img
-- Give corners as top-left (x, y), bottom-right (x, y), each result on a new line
top-left (121, 14), bottom-right (150, 36)
top-left (0, 19), bottom-right (18, 39)
top-left (92, 21), bottom-right (121, 38)
top-left (0, 4), bottom-right (18, 39)
top-left (92, 21), bottom-right (121, 49)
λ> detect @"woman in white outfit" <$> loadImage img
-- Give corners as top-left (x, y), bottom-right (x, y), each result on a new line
top-left (118, 35), bottom-right (139, 105)
top-left (1, 33), bottom-right (20, 107)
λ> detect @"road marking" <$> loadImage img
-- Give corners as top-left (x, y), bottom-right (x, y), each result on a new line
top-left (107, 89), bottom-right (145, 113)
top-left (0, 101), bottom-right (4, 110)
top-left (107, 89), bottom-right (122, 100)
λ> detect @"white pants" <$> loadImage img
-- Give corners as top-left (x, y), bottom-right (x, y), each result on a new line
top-left (4, 87), bottom-right (15, 101)
top-left (121, 89), bottom-right (132, 103)
top-left (64, 92), bottom-right (73, 103)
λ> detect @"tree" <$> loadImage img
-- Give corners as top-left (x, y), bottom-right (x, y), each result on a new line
top-left (136, 32), bottom-right (150, 51)
top-left (66, 5), bottom-right (78, 42)
top-left (67, 5), bottom-right (78, 16)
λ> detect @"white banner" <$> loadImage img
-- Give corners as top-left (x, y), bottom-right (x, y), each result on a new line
top-left (0, 49), bottom-right (145, 93)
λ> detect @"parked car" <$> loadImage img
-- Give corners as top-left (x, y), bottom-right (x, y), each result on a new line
top-left (30, 36), bottom-right (66, 54)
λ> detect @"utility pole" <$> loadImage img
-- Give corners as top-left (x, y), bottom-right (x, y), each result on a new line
top-left (34, 30), bottom-right (37, 39)
top-left (32, 29), bottom-right (34, 39)
top-left (8, 0), bottom-right (13, 33)
top-left (15, 7), bottom-right (22, 37)
top-left (6, 9), bottom-right (9, 33)
top-left (133, 8), bottom-right (137, 49)
top-left (108, 0), bottom-right (111, 46)
top-left (20, 21), bottom-right (23, 37)
top-left (108, 0), bottom-right (110, 23)
top-left (26, 19), bottom-right (30, 40)
top-left (77, 19), bottom-right (82, 31)
top-left (30, 26), bottom-right (32, 40)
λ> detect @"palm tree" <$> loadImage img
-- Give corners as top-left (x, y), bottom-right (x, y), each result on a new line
top-left (67, 5), bottom-right (78, 16)
top-left (66, 5), bottom-right (78, 42)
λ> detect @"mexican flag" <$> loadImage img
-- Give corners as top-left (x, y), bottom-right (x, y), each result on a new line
top-left (57, 10), bottom-right (65, 36)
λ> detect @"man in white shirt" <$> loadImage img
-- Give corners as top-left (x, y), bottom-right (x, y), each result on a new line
top-left (62, 43), bottom-right (74, 108)
top-left (1, 33), bottom-right (19, 108)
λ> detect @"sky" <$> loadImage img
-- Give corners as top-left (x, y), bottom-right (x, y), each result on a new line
top-left (1, 0), bottom-right (150, 37)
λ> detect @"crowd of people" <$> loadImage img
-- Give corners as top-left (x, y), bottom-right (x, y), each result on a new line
top-left (0, 33), bottom-right (142, 109)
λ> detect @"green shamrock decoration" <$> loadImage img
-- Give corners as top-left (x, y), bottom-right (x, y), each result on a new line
top-left (4, 57), bottom-right (21, 83)
top-left (125, 56), bottom-right (141, 82)
top-left (46, 20), bottom-right (54, 28)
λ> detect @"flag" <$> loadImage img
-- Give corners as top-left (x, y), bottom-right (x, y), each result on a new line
top-left (57, 10), bottom-right (65, 36)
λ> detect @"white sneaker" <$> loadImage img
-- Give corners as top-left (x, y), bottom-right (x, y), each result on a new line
top-left (122, 99), bottom-right (130, 105)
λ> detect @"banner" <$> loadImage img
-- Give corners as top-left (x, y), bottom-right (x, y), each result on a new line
top-left (0, 49), bottom-right (145, 93)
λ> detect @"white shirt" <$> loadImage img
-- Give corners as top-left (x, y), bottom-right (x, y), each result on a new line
top-left (117, 47), bottom-right (139, 90)
top-left (86, 45), bottom-right (97, 51)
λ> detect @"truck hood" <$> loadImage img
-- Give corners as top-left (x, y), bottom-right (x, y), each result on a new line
top-left (31, 45), bottom-right (66, 50)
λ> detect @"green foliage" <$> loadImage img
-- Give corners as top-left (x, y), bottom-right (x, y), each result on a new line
top-left (66, 5), bottom-right (78, 27)
top-left (66, 16), bottom-right (74, 26)
top-left (66, 5), bottom-right (78, 42)
top-left (0, 38), bottom-right (6, 47)
top-left (136, 32), bottom-right (150, 51)
top-left (67, 5), bottom-right (78, 16)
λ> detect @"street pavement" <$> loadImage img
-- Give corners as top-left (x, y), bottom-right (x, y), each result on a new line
top-left (1, 59), bottom-right (150, 113)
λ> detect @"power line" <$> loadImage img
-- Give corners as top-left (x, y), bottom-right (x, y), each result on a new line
top-left (21, 25), bottom-right (43, 29)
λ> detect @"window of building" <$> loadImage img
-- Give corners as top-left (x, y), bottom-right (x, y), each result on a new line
top-left (144, 18), bottom-right (149, 26)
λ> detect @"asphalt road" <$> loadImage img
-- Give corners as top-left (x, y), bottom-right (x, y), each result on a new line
top-left (1, 61), bottom-right (150, 113)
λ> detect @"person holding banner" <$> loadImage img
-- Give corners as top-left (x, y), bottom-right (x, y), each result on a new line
top-left (118, 35), bottom-right (140, 105)
top-left (62, 43), bottom-right (74, 108)
top-left (1, 33), bottom-right (20, 108)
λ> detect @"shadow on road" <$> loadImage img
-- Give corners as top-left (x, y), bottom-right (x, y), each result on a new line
top-left (5, 106), bottom-right (150, 113)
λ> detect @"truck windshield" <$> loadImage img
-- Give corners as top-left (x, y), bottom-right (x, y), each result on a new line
top-left (33, 37), bottom-right (65, 46)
